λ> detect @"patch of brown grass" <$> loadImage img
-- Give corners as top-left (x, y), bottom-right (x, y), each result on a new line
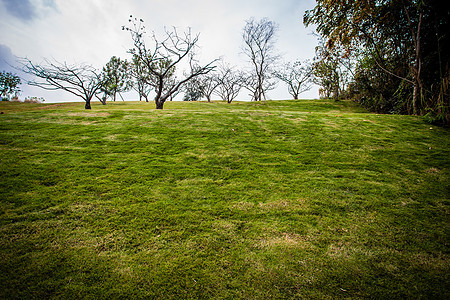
top-left (258, 232), bottom-right (310, 249)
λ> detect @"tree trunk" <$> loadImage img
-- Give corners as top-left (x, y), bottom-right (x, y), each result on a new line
top-left (85, 99), bottom-right (91, 109)
top-left (404, 5), bottom-right (423, 115)
top-left (412, 83), bottom-right (418, 115)
top-left (155, 100), bottom-right (164, 109)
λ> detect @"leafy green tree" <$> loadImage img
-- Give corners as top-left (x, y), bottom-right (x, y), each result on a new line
top-left (312, 39), bottom-right (357, 100)
top-left (101, 56), bottom-right (131, 102)
top-left (304, 0), bottom-right (449, 121)
top-left (183, 76), bottom-right (204, 101)
top-left (130, 54), bottom-right (152, 102)
top-left (0, 71), bottom-right (21, 100)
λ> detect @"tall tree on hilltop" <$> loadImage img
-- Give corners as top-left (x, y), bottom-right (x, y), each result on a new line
top-left (242, 18), bottom-right (279, 101)
top-left (123, 16), bottom-right (217, 109)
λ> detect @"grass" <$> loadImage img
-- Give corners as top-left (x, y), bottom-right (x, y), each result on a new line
top-left (0, 99), bottom-right (448, 299)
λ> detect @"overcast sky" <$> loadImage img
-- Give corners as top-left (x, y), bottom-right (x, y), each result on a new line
top-left (0, 0), bottom-right (319, 103)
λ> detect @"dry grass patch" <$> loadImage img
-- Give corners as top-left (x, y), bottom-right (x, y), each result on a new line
top-left (258, 198), bottom-right (306, 211)
top-left (212, 220), bottom-right (235, 231)
top-left (232, 201), bottom-right (255, 211)
top-left (258, 232), bottom-right (310, 249)
top-left (290, 117), bottom-right (308, 123)
top-left (426, 167), bottom-right (440, 174)
top-left (66, 112), bottom-right (111, 117)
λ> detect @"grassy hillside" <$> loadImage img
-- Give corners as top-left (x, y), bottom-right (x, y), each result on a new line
top-left (0, 100), bottom-right (448, 299)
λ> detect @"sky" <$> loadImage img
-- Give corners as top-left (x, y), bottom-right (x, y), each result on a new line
top-left (0, 0), bottom-right (319, 103)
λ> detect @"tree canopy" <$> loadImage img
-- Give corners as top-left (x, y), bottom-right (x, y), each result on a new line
top-left (0, 71), bottom-right (21, 100)
top-left (101, 56), bottom-right (131, 102)
top-left (304, 0), bottom-right (449, 123)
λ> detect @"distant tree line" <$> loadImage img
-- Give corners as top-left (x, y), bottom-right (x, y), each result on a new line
top-left (304, 0), bottom-right (449, 124)
top-left (6, 3), bottom-right (448, 125)
top-left (16, 16), bottom-right (314, 110)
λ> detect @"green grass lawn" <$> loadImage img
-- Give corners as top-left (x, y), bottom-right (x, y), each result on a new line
top-left (0, 99), bottom-right (448, 299)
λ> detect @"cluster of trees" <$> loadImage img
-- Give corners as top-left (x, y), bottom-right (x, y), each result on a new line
top-left (12, 4), bottom-right (448, 122)
top-left (17, 16), bottom-right (216, 110)
top-left (183, 18), bottom-right (313, 103)
top-left (304, 0), bottom-right (449, 123)
top-left (17, 17), bottom-right (314, 109)
top-left (9, 3), bottom-right (449, 123)
top-left (0, 71), bottom-right (21, 101)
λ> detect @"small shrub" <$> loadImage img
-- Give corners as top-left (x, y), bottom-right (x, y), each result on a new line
top-left (24, 96), bottom-right (45, 103)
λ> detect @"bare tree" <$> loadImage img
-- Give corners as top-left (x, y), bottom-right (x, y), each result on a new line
top-left (214, 63), bottom-right (244, 103)
top-left (273, 60), bottom-right (313, 99)
top-left (242, 18), bottom-right (279, 101)
top-left (19, 58), bottom-right (102, 109)
top-left (242, 71), bottom-right (277, 101)
top-left (201, 72), bottom-right (221, 102)
top-left (123, 16), bottom-right (217, 109)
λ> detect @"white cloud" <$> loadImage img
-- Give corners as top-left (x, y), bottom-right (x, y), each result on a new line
top-left (0, 0), bottom-right (319, 102)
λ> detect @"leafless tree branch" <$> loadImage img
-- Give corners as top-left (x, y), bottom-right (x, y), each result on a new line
top-left (123, 16), bottom-right (218, 109)
top-left (273, 60), bottom-right (313, 99)
top-left (19, 58), bottom-right (103, 109)
top-left (242, 18), bottom-right (279, 101)
top-left (214, 62), bottom-right (245, 103)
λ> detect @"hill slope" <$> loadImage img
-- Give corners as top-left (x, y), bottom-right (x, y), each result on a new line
top-left (1, 100), bottom-right (448, 299)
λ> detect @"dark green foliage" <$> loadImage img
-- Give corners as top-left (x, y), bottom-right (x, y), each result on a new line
top-left (0, 71), bottom-right (21, 100)
top-left (183, 89), bottom-right (203, 101)
top-left (101, 56), bottom-right (131, 102)
top-left (305, 0), bottom-right (450, 123)
top-left (0, 100), bottom-right (448, 299)
top-left (183, 76), bottom-right (204, 101)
